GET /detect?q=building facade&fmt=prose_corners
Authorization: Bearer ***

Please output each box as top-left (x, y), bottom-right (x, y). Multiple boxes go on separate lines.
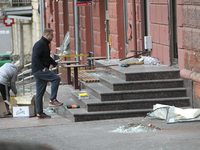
top-left (43, 0), bottom-right (200, 107)
top-left (2, 0), bottom-right (200, 107)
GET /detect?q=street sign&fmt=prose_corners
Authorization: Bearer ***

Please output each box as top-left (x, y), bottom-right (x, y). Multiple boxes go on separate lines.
top-left (3, 17), bottom-right (14, 27)
top-left (77, 0), bottom-right (91, 1)
top-left (76, 0), bottom-right (92, 6)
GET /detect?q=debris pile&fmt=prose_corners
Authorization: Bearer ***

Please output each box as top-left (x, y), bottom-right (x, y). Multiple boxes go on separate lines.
top-left (112, 123), bottom-right (161, 133)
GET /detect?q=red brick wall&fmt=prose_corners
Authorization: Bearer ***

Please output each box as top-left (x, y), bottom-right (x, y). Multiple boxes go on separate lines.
top-left (177, 1), bottom-right (200, 71)
top-left (68, 0), bottom-right (75, 61)
top-left (177, 0), bottom-right (200, 107)
top-left (44, 0), bottom-right (127, 60)
top-left (92, 0), bottom-right (106, 57)
top-left (58, 0), bottom-right (68, 47)
top-left (109, 0), bottom-right (125, 59)
top-left (149, 0), bottom-right (170, 65)
top-left (127, 0), bottom-right (134, 52)
top-left (194, 82), bottom-right (200, 107)
top-left (135, 1), bottom-right (144, 52)
top-left (52, 0), bottom-right (60, 53)
top-left (79, 6), bottom-right (92, 64)
top-left (44, 0), bottom-right (59, 56)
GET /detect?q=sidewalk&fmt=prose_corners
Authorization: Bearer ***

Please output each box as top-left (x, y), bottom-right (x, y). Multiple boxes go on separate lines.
top-left (1, 84), bottom-right (200, 150)
top-left (0, 84), bottom-right (75, 130)
top-left (1, 114), bottom-right (200, 150)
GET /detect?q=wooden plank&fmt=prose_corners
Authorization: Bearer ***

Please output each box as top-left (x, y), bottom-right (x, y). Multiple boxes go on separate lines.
top-left (71, 70), bottom-right (99, 83)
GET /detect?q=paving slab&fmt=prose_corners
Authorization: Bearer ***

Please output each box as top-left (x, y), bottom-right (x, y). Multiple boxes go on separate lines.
top-left (0, 113), bottom-right (72, 130)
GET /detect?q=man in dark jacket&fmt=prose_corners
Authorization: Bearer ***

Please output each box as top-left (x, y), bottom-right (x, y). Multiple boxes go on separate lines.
top-left (32, 28), bottom-right (63, 119)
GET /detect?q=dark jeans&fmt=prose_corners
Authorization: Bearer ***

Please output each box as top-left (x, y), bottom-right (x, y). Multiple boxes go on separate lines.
top-left (0, 84), bottom-right (7, 100)
top-left (0, 84), bottom-right (10, 101)
top-left (33, 68), bottom-right (60, 115)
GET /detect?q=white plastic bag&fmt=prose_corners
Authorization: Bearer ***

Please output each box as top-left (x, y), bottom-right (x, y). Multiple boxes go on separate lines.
top-left (148, 104), bottom-right (200, 123)
top-left (144, 56), bottom-right (160, 65)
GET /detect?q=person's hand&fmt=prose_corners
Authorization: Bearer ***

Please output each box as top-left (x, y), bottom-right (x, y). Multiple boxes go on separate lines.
top-left (56, 65), bottom-right (59, 69)
top-left (49, 65), bottom-right (53, 70)
top-left (42, 68), bottom-right (45, 72)
top-left (14, 92), bottom-right (17, 96)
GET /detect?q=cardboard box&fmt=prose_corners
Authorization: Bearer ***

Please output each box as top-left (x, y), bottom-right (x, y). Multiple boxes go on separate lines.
top-left (13, 105), bottom-right (35, 118)
top-left (0, 96), bottom-right (8, 116)
top-left (13, 95), bottom-right (36, 115)
top-left (11, 96), bottom-right (17, 107)
top-left (14, 95), bottom-right (35, 105)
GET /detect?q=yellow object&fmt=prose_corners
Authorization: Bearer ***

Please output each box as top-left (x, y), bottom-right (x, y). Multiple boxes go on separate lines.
top-left (109, 34), bottom-right (111, 46)
top-left (58, 68), bottom-right (85, 72)
top-left (59, 54), bottom-right (89, 58)
top-left (11, 96), bottom-right (17, 108)
top-left (124, 61), bottom-right (144, 65)
top-left (79, 93), bottom-right (88, 97)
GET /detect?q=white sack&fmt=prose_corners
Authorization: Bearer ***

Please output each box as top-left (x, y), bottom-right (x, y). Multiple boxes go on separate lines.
top-left (148, 104), bottom-right (200, 123)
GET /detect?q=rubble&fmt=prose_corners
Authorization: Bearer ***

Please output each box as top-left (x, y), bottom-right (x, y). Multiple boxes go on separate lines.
top-left (112, 122), bottom-right (161, 133)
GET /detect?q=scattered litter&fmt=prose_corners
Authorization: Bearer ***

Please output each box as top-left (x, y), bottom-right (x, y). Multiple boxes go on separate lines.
top-left (43, 107), bottom-right (55, 114)
top-left (96, 58), bottom-right (140, 66)
top-left (96, 57), bottom-right (160, 66)
top-left (121, 61), bottom-right (143, 67)
top-left (147, 104), bottom-right (200, 123)
top-left (123, 61), bottom-right (143, 65)
top-left (143, 56), bottom-right (160, 65)
top-left (112, 123), bottom-right (161, 133)
top-left (88, 72), bottom-right (101, 79)
top-left (79, 93), bottom-right (88, 97)
top-left (19, 88), bottom-right (32, 93)
top-left (120, 64), bottom-right (130, 67)
top-left (78, 93), bottom-right (89, 100)
top-left (67, 105), bottom-right (80, 109)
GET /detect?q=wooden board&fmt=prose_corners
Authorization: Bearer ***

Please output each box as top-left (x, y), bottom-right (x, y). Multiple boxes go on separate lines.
top-left (71, 70), bottom-right (99, 83)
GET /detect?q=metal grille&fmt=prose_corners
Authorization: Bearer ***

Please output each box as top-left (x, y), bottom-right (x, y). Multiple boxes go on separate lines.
top-left (0, 0), bottom-right (10, 3)
top-left (11, 0), bottom-right (31, 6)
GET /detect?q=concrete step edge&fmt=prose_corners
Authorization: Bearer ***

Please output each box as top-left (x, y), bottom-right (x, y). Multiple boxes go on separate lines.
top-left (66, 107), bottom-right (152, 115)
top-left (84, 97), bottom-right (190, 105)
top-left (99, 74), bottom-right (183, 85)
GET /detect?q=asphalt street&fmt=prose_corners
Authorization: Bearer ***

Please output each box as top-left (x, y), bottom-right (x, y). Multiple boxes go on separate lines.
top-left (1, 114), bottom-right (200, 150)
top-left (0, 85), bottom-right (200, 150)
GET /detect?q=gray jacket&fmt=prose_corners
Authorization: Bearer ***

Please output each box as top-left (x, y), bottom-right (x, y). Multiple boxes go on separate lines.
top-left (0, 63), bottom-right (18, 101)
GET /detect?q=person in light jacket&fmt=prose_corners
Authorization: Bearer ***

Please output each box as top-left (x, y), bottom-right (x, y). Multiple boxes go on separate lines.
top-left (0, 60), bottom-right (24, 102)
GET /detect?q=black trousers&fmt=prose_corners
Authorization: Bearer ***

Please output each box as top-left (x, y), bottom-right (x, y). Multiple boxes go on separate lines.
top-left (0, 84), bottom-right (7, 100)
top-left (33, 68), bottom-right (60, 115)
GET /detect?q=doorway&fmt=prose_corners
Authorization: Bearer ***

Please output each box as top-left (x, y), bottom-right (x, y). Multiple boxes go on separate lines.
top-left (169, 0), bottom-right (178, 66)
top-left (105, 0), bottom-right (110, 59)
top-left (124, 0), bottom-right (129, 55)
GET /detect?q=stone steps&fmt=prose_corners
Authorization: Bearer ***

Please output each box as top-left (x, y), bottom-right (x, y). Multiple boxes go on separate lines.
top-left (98, 64), bottom-right (181, 81)
top-left (99, 74), bottom-right (184, 91)
top-left (84, 82), bottom-right (187, 101)
top-left (60, 64), bottom-right (191, 122)
top-left (71, 91), bottom-right (189, 112)
top-left (63, 107), bottom-right (152, 122)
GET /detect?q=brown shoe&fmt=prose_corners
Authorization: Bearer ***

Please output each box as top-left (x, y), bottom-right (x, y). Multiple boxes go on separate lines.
top-left (37, 113), bottom-right (51, 119)
top-left (49, 99), bottom-right (63, 106)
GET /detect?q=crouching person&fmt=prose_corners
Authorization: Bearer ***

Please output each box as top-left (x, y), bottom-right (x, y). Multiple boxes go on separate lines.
top-left (0, 60), bottom-right (24, 113)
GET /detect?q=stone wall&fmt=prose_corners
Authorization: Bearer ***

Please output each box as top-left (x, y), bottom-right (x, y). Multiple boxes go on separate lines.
top-left (177, 0), bottom-right (200, 107)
